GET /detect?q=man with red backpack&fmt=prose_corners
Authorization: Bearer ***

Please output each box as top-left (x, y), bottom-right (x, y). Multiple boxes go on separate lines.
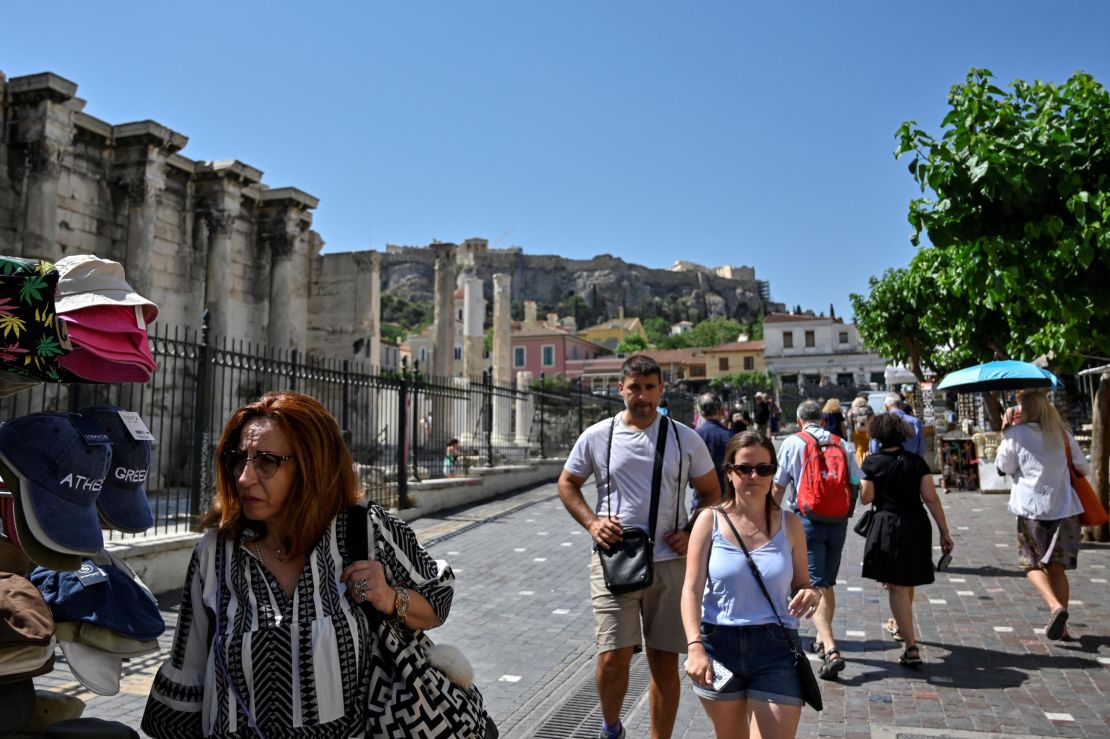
top-left (772, 399), bottom-right (862, 680)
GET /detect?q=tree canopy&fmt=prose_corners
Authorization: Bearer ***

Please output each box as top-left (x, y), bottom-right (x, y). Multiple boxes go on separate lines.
top-left (852, 68), bottom-right (1110, 375)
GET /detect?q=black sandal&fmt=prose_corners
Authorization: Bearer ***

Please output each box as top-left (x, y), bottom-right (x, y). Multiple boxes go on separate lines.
top-left (898, 645), bottom-right (922, 666)
top-left (818, 648), bottom-right (845, 679)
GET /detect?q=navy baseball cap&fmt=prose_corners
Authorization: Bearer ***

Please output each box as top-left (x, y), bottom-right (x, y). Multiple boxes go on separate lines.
top-left (78, 406), bottom-right (154, 533)
top-left (31, 553), bottom-right (164, 642)
top-left (0, 460), bottom-right (83, 571)
top-left (0, 412), bottom-right (111, 555)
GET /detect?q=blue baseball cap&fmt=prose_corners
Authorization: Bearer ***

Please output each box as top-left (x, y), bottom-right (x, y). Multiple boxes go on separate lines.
top-left (78, 406), bottom-right (153, 534)
top-left (0, 413), bottom-right (111, 556)
top-left (30, 554), bottom-right (164, 642)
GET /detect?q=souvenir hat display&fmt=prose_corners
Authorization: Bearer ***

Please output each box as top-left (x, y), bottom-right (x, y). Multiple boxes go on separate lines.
top-left (31, 552), bottom-right (164, 696)
top-left (79, 405), bottom-right (154, 533)
top-left (1, 469), bottom-right (83, 572)
top-left (0, 412), bottom-right (113, 558)
top-left (0, 572), bottom-right (57, 734)
top-left (59, 306), bottom-right (157, 383)
top-left (54, 255), bottom-right (158, 324)
top-left (0, 255), bottom-right (73, 383)
top-left (55, 255), bottom-right (159, 385)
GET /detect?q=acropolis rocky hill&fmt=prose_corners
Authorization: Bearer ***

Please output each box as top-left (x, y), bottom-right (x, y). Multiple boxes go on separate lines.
top-left (382, 240), bottom-right (772, 321)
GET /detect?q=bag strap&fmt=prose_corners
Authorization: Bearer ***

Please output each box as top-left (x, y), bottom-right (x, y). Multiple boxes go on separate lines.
top-left (648, 416), bottom-right (670, 542)
top-left (714, 507), bottom-right (789, 632)
top-left (670, 419), bottom-right (684, 530)
top-left (1062, 431), bottom-right (1078, 473)
top-left (606, 413), bottom-right (671, 542)
top-left (345, 505), bottom-right (384, 627)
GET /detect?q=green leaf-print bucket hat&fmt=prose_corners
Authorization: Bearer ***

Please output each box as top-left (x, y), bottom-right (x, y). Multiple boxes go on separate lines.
top-left (0, 256), bottom-right (72, 383)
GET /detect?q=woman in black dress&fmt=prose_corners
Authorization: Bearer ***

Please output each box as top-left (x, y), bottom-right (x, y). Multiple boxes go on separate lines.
top-left (860, 413), bottom-right (954, 666)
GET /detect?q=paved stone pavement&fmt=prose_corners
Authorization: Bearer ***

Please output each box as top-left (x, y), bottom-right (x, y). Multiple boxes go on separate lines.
top-left (40, 481), bottom-right (1110, 738)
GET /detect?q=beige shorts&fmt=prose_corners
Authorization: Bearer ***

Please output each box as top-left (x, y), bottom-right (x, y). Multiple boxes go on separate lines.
top-left (590, 553), bottom-right (687, 654)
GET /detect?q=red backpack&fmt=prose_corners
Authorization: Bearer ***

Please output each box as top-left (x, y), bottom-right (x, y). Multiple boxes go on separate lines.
top-left (794, 430), bottom-right (853, 522)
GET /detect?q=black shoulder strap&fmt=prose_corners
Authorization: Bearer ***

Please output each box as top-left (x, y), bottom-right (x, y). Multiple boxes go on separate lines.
top-left (670, 420), bottom-right (684, 529)
top-left (605, 416), bottom-right (617, 519)
top-left (647, 416), bottom-right (669, 542)
top-left (715, 506), bottom-right (788, 630)
top-left (346, 505), bottom-right (369, 563)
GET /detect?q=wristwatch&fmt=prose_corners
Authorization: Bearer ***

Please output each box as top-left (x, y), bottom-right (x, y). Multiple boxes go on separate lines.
top-left (393, 587), bottom-right (410, 623)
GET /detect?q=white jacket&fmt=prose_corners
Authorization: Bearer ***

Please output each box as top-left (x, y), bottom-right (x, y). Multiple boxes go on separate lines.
top-left (996, 422), bottom-right (1088, 520)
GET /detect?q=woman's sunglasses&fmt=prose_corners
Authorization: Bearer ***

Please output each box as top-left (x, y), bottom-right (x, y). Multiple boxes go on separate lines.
top-left (725, 462), bottom-right (778, 478)
top-left (222, 450), bottom-right (295, 479)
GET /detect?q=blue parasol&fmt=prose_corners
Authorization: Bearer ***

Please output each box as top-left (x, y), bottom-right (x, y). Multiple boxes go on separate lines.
top-left (936, 360), bottom-right (1060, 392)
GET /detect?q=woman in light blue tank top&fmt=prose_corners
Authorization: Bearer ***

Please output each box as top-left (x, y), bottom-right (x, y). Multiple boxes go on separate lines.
top-left (680, 431), bottom-right (822, 737)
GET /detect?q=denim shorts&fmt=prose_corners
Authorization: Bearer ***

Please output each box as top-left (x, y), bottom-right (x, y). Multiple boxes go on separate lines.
top-left (800, 516), bottom-right (848, 588)
top-left (692, 622), bottom-right (804, 706)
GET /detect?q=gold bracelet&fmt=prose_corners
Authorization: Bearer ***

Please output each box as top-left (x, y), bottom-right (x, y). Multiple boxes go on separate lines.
top-left (393, 587), bottom-right (410, 623)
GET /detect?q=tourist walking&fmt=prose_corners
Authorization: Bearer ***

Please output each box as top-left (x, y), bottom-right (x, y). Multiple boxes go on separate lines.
top-left (859, 413), bottom-right (954, 666)
top-left (821, 398), bottom-right (845, 439)
top-left (559, 355), bottom-right (721, 739)
top-left (682, 431), bottom-right (821, 738)
top-left (996, 390), bottom-right (1089, 641)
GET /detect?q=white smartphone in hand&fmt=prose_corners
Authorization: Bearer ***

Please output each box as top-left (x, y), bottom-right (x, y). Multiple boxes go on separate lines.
top-left (710, 657), bottom-right (733, 691)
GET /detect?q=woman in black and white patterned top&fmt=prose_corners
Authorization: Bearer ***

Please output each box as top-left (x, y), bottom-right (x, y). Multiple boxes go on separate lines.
top-left (142, 391), bottom-right (475, 738)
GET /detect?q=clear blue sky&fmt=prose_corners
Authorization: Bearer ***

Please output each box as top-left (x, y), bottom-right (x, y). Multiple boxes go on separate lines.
top-left (4, 1), bottom-right (1109, 321)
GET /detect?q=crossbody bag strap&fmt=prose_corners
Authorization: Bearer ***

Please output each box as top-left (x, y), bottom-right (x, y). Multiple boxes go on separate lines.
top-left (714, 506), bottom-right (788, 631)
top-left (648, 416), bottom-right (669, 542)
top-left (345, 505), bottom-right (385, 628)
top-left (1062, 431), bottom-right (1077, 473)
top-left (671, 420), bottom-right (684, 530)
top-left (606, 416), bottom-right (617, 520)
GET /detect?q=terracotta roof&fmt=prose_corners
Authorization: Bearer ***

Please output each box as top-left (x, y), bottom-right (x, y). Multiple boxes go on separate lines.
top-left (703, 340), bottom-right (765, 353)
top-left (643, 348), bottom-right (706, 366)
top-left (580, 316), bottom-right (642, 332)
top-left (763, 313), bottom-right (840, 324)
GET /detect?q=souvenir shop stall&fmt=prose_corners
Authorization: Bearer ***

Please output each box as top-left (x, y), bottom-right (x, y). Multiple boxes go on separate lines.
top-left (0, 255), bottom-right (163, 738)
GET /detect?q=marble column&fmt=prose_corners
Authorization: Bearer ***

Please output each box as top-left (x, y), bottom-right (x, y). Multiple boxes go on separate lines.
top-left (462, 276), bottom-right (484, 380)
top-left (203, 208), bottom-right (237, 339)
top-left (431, 243), bottom-right (456, 380)
top-left (8, 74), bottom-right (78, 262)
top-left (492, 273), bottom-right (512, 444)
top-left (258, 189), bottom-right (317, 350)
top-left (514, 370), bottom-right (535, 447)
top-left (368, 250), bottom-right (382, 371)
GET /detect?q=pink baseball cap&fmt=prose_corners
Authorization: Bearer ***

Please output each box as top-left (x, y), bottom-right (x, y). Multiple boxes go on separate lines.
top-left (58, 350), bottom-right (152, 384)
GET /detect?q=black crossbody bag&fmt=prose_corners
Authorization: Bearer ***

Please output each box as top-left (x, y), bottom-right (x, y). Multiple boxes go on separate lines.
top-left (714, 508), bottom-right (823, 711)
top-left (597, 415), bottom-right (683, 594)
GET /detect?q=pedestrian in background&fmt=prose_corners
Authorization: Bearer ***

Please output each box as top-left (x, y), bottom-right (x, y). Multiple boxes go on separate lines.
top-left (859, 413), bottom-right (953, 666)
top-left (558, 355), bottom-right (721, 739)
top-left (821, 398), bottom-right (845, 439)
top-left (696, 393), bottom-right (733, 497)
top-left (846, 395), bottom-right (873, 467)
top-left (773, 400), bottom-right (861, 680)
top-left (682, 431), bottom-right (821, 738)
top-left (754, 393), bottom-right (771, 435)
top-left (870, 393), bottom-right (924, 457)
top-left (996, 390), bottom-right (1089, 641)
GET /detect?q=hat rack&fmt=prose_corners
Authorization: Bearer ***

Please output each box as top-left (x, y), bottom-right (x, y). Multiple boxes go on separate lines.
top-left (0, 254), bottom-right (165, 729)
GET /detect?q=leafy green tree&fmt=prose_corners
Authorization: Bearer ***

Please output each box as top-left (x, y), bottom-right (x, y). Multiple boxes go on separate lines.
top-left (643, 317), bottom-right (671, 346)
top-left (686, 318), bottom-right (746, 349)
top-left (709, 371), bottom-right (773, 394)
top-left (381, 293), bottom-right (433, 333)
top-left (616, 334), bottom-right (648, 353)
top-left (855, 67), bottom-right (1110, 538)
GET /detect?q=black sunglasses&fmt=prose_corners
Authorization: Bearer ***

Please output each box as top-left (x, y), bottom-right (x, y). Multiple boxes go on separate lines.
top-left (223, 450), bottom-right (295, 479)
top-left (725, 462), bottom-right (778, 478)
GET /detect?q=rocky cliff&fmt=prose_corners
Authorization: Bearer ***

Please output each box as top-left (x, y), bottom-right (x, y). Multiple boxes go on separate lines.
top-left (381, 241), bottom-right (772, 322)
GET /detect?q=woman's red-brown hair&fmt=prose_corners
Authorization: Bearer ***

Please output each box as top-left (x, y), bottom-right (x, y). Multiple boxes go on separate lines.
top-left (200, 391), bottom-right (362, 555)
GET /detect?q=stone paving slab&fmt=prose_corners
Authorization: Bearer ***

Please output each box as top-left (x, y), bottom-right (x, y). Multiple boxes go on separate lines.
top-left (37, 480), bottom-right (1110, 738)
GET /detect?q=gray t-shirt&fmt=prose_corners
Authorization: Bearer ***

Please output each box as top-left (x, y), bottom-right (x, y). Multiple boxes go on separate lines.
top-left (564, 413), bottom-right (715, 561)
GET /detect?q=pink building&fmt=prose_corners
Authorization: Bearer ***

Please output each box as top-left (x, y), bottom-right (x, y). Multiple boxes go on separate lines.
top-left (510, 327), bottom-right (611, 380)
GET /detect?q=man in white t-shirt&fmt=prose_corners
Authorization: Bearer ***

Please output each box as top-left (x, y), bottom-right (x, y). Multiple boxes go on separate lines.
top-left (559, 355), bottom-right (720, 739)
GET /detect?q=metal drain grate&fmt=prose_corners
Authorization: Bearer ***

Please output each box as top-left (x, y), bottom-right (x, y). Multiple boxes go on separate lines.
top-left (531, 654), bottom-right (652, 738)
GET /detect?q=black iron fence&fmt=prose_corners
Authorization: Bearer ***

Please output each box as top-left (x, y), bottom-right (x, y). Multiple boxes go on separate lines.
top-left (0, 314), bottom-right (637, 538)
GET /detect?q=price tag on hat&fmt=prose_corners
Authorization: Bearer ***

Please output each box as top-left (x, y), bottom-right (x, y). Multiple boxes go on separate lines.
top-left (117, 410), bottom-right (156, 442)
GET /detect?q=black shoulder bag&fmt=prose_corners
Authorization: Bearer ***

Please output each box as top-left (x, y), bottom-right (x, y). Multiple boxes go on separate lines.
top-left (597, 414), bottom-right (677, 594)
top-left (714, 508), bottom-right (823, 711)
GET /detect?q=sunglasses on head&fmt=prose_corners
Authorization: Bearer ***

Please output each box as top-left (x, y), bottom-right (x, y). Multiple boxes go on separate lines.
top-left (725, 462), bottom-right (778, 477)
top-left (222, 450), bottom-right (295, 479)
